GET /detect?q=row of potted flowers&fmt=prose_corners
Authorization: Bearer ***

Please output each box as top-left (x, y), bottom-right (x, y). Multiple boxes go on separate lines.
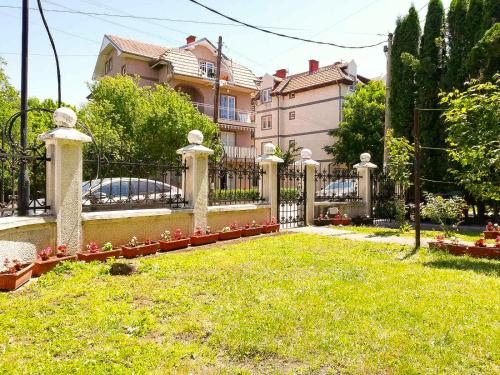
top-left (314, 214), bottom-right (351, 226)
top-left (429, 235), bottom-right (500, 259)
top-left (484, 221), bottom-right (500, 239)
top-left (0, 219), bottom-right (280, 291)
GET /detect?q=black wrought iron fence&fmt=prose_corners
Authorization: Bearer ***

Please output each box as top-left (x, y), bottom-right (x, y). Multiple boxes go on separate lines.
top-left (0, 144), bottom-right (50, 216)
top-left (82, 156), bottom-right (188, 211)
top-left (208, 156), bottom-right (265, 205)
top-left (371, 171), bottom-right (408, 223)
top-left (314, 164), bottom-right (361, 202)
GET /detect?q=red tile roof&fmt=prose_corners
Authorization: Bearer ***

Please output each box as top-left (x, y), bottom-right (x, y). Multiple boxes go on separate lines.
top-left (106, 35), bottom-right (167, 58)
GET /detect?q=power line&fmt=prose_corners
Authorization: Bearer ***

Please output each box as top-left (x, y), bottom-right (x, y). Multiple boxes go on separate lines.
top-left (186, 0), bottom-right (386, 49)
top-left (0, 4), bottom-right (303, 31)
top-left (1, 52), bottom-right (97, 57)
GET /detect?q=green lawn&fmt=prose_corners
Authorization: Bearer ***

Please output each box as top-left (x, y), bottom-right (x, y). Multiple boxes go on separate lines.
top-left (340, 225), bottom-right (481, 242)
top-left (0, 234), bottom-right (499, 374)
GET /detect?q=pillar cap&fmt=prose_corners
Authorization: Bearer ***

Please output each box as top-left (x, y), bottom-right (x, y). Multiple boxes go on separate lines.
top-left (257, 143), bottom-right (283, 163)
top-left (177, 129), bottom-right (213, 154)
top-left (38, 127), bottom-right (92, 143)
top-left (53, 107), bottom-right (77, 128)
top-left (294, 148), bottom-right (319, 166)
top-left (354, 152), bottom-right (377, 168)
top-left (188, 130), bottom-right (203, 145)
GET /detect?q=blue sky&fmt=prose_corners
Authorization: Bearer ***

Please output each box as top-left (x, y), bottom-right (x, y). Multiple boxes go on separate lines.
top-left (0, 0), bottom-right (451, 107)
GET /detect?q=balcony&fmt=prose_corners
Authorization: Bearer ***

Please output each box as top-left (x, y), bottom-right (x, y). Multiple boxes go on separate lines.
top-left (192, 102), bottom-right (255, 125)
top-left (223, 145), bottom-right (257, 160)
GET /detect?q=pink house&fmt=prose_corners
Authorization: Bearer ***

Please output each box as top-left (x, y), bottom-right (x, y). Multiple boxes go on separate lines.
top-left (93, 35), bottom-right (259, 159)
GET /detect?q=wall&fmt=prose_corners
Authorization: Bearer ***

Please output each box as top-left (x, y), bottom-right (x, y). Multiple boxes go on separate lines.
top-left (207, 205), bottom-right (271, 229)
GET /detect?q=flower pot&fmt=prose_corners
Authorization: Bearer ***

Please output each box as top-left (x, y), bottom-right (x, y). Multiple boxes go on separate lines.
top-left (313, 218), bottom-right (331, 227)
top-left (189, 233), bottom-right (219, 246)
top-left (242, 226), bottom-right (263, 237)
top-left (32, 255), bottom-right (76, 277)
top-left (159, 238), bottom-right (190, 252)
top-left (466, 246), bottom-right (500, 259)
top-left (262, 223), bottom-right (281, 233)
top-left (121, 242), bottom-right (159, 259)
top-left (483, 231), bottom-right (499, 240)
top-left (0, 263), bottom-right (33, 291)
top-left (77, 248), bottom-right (122, 262)
top-left (446, 243), bottom-right (467, 255)
top-left (428, 241), bottom-right (447, 251)
top-left (331, 218), bottom-right (342, 226)
top-left (218, 229), bottom-right (242, 241)
top-left (341, 218), bottom-right (351, 225)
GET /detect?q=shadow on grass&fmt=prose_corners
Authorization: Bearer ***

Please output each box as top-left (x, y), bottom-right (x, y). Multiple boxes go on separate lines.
top-left (370, 230), bottom-right (400, 237)
top-left (424, 257), bottom-right (500, 277)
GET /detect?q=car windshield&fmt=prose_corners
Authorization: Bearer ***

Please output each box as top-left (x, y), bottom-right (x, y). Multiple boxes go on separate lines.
top-left (325, 181), bottom-right (354, 190)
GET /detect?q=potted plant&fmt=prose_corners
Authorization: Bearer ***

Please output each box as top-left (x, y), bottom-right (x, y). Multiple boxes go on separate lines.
top-left (483, 222), bottom-right (499, 239)
top-left (313, 214), bottom-right (331, 227)
top-left (77, 241), bottom-right (122, 262)
top-left (262, 217), bottom-right (280, 233)
top-left (218, 222), bottom-right (242, 241)
top-left (341, 214), bottom-right (351, 226)
top-left (331, 214), bottom-right (342, 226)
top-left (121, 236), bottom-right (159, 259)
top-left (32, 245), bottom-right (76, 277)
top-left (159, 229), bottom-right (190, 251)
top-left (0, 258), bottom-right (33, 291)
top-left (190, 226), bottom-right (219, 246)
top-left (242, 220), bottom-right (263, 237)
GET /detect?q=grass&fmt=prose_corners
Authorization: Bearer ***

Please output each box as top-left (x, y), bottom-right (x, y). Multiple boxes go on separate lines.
top-left (340, 225), bottom-right (481, 242)
top-left (0, 234), bottom-right (499, 374)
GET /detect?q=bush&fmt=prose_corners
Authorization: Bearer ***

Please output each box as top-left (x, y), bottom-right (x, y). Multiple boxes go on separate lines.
top-left (212, 188), bottom-right (260, 202)
top-left (421, 192), bottom-right (467, 236)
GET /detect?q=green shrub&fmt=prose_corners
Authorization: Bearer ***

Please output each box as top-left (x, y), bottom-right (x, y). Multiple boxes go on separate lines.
top-left (211, 188), bottom-right (260, 202)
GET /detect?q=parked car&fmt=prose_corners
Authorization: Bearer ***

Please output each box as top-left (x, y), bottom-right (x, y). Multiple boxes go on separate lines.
top-left (82, 178), bottom-right (183, 205)
top-left (316, 179), bottom-right (358, 200)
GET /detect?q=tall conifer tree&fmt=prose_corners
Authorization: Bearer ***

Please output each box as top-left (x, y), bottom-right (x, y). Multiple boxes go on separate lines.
top-left (445, 0), bottom-right (468, 89)
top-left (389, 6), bottom-right (420, 140)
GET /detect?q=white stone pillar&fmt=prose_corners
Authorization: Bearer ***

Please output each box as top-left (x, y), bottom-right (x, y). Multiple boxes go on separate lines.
top-left (294, 148), bottom-right (319, 226)
top-left (257, 143), bottom-right (283, 221)
top-left (38, 108), bottom-right (92, 253)
top-left (177, 130), bottom-right (213, 232)
top-left (354, 152), bottom-right (378, 217)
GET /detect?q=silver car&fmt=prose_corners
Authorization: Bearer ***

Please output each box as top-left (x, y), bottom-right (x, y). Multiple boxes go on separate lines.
top-left (316, 179), bottom-right (358, 199)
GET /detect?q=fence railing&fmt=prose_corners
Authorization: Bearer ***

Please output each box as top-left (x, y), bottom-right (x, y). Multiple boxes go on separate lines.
top-left (192, 102), bottom-right (255, 124)
top-left (314, 165), bottom-right (361, 202)
top-left (223, 145), bottom-right (257, 160)
top-left (82, 156), bottom-right (188, 211)
top-left (208, 156), bottom-right (265, 205)
top-left (0, 145), bottom-right (50, 217)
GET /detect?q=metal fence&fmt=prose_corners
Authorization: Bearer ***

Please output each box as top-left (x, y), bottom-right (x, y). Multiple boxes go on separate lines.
top-left (82, 156), bottom-right (188, 211)
top-left (371, 171), bottom-right (408, 223)
top-left (314, 164), bottom-right (361, 202)
top-left (208, 156), bottom-right (265, 205)
top-left (0, 144), bottom-right (50, 217)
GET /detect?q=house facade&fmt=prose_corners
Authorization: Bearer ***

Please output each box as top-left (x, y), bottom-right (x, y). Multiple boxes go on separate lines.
top-left (254, 59), bottom-right (368, 163)
top-left (93, 35), bottom-right (259, 159)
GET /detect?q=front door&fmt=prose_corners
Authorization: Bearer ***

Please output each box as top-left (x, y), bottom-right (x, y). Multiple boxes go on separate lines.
top-left (220, 95), bottom-right (236, 121)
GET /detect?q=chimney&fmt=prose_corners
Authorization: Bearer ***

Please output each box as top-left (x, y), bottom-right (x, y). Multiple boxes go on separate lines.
top-left (275, 69), bottom-right (287, 79)
top-left (309, 59), bottom-right (319, 74)
top-left (186, 35), bottom-right (196, 44)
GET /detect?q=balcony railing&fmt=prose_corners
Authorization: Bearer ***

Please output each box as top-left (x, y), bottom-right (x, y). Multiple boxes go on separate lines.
top-left (192, 102), bottom-right (255, 124)
top-left (223, 145), bottom-right (257, 159)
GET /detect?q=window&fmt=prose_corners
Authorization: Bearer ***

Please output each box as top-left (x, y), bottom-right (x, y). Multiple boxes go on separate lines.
top-left (104, 57), bottom-right (113, 74)
top-left (220, 131), bottom-right (236, 146)
top-left (120, 65), bottom-right (126, 74)
top-left (289, 111), bottom-right (295, 120)
top-left (199, 61), bottom-right (215, 78)
top-left (289, 140), bottom-right (296, 148)
top-left (261, 115), bottom-right (272, 130)
top-left (261, 88), bottom-right (271, 103)
top-left (289, 92), bottom-right (295, 99)
top-left (219, 95), bottom-right (236, 120)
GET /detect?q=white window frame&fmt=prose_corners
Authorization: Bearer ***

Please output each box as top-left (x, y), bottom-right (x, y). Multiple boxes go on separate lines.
top-left (199, 60), bottom-right (215, 78)
top-left (261, 115), bottom-right (272, 130)
top-left (261, 88), bottom-right (271, 103)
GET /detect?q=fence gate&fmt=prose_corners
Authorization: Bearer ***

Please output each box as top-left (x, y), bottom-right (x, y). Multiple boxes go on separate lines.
top-left (371, 171), bottom-right (405, 223)
top-left (277, 163), bottom-right (306, 228)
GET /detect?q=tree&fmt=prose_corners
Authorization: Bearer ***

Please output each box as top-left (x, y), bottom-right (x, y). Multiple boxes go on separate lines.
top-left (482, 0), bottom-right (500, 32)
top-left (467, 23), bottom-right (500, 81)
top-left (325, 81), bottom-right (385, 167)
top-left (465, 0), bottom-right (484, 56)
top-left (440, 75), bottom-right (500, 202)
top-left (79, 75), bottom-right (220, 161)
top-left (445, 0), bottom-right (469, 90)
top-left (389, 6), bottom-right (420, 140)
top-left (275, 142), bottom-right (302, 167)
top-left (0, 59), bottom-right (19, 132)
top-left (415, 0), bottom-right (446, 187)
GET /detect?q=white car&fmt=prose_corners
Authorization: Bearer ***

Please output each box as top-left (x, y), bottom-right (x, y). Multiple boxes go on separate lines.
top-left (82, 178), bottom-right (183, 205)
top-left (316, 179), bottom-right (358, 200)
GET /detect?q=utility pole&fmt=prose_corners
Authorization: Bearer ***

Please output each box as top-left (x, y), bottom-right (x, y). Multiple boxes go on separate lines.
top-left (382, 32), bottom-right (393, 171)
top-left (18, 0), bottom-right (30, 216)
top-left (413, 108), bottom-right (421, 250)
top-left (213, 36), bottom-right (222, 124)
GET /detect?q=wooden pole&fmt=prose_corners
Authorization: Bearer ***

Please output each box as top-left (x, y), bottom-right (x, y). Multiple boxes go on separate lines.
top-left (213, 36), bottom-right (222, 124)
top-left (413, 108), bottom-right (421, 249)
top-left (383, 33), bottom-right (393, 171)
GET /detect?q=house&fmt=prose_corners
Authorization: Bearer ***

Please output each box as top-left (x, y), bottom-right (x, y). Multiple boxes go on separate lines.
top-left (93, 35), bottom-right (259, 159)
top-left (254, 59), bottom-right (369, 163)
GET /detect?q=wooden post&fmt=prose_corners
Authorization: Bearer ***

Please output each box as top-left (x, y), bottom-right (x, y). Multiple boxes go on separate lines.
top-left (413, 108), bottom-right (421, 249)
top-left (213, 36), bottom-right (222, 124)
